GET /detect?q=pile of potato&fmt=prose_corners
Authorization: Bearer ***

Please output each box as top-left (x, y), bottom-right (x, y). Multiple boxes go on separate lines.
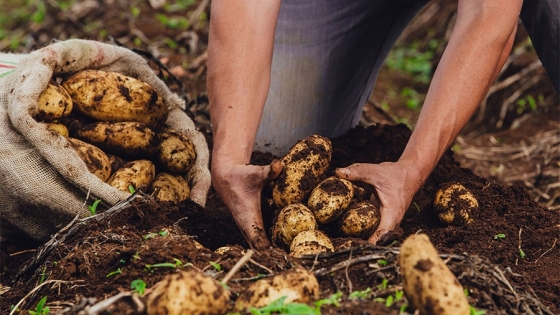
top-left (270, 135), bottom-right (381, 257)
top-left (35, 70), bottom-right (197, 204)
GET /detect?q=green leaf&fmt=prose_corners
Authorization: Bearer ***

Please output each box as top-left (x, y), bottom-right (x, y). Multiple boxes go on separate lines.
top-left (209, 261), bottom-right (222, 271)
top-left (131, 279), bottom-right (147, 295)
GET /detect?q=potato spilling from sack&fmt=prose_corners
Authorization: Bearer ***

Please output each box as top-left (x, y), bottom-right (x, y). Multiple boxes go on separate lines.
top-left (146, 270), bottom-right (230, 315)
top-left (235, 267), bottom-right (319, 311)
top-left (149, 173), bottom-right (191, 203)
top-left (399, 233), bottom-right (470, 315)
top-left (107, 159), bottom-right (156, 193)
top-left (157, 128), bottom-right (197, 173)
top-left (35, 81), bottom-right (73, 121)
top-left (62, 70), bottom-right (168, 130)
top-left (273, 135), bottom-right (332, 208)
top-left (290, 229), bottom-right (334, 258)
top-left (433, 182), bottom-right (478, 225)
top-left (272, 203), bottom-right (318, 249)
top-left (66, 138), bottom-right (111, 182)
top-left (339, 201), bottom-right (381, 239)
top-left (308, 176), bottom-right (354, 224)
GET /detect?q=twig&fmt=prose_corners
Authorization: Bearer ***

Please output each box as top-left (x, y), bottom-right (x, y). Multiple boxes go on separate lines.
top-left (86, 291), bottom-right (132, 315)
top-left (9, 280), bottom-right (79, 315)
top-left (248, 258), bottom-right (273, 274)
top-left (313, 254), bottom-right (385, 276)
top-left (345, 249), bottom-right (353, 294)
top-left (534, 239), bottom-right (557, 263)
top-left (221, 249), bottom-right (254, 284)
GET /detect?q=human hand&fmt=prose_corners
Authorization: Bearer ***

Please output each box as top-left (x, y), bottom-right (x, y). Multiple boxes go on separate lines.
top-left (335, 161), bottom-right (423, 245)
top-left (211, 160), bottom-right (282, 250)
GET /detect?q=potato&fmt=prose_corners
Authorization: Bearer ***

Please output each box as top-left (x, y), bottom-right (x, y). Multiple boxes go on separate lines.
top-left (307, 176), bottom-right (354, 224)
top-left (149, 173), bottom-right (191, 203)
top-left (43, 122), bottom-right (69, 137)
top-left (62, 70), bottom-right (168, 130)
top-left (214, 245), bottom-right (246, 255)
top-left (289, 229), bottom-right (334, 258)
top-left (157, 129), bottom-right (197, 173)
top-left (272, 135), bottom-right (332, 208)
top-left (107, 159), bottom-right (155, 193)
top-left (433, 182), bottom-right (478, 226)
top-left (106, 153), bottom-right (127, 175)
top-left (35, 81), bottom-right (73, 121)
top-left (235, 267), bottom-right (319, 311)
top-left (339, 201), bottom-right (381, 238)
top-left (272, 203), bottom-right (318, 249)
top-left (146, 270), bottom-right (230, 315)
top-left (399, 234), bottom-right (470, 315)
top-left (74, 121), bottom-right (160, 158)
top-left (66, 138), bottom-right (111, 182)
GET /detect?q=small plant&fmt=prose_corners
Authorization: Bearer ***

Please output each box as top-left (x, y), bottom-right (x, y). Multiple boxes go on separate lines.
top-left (209, 261), bottom-right (222, 271)
top-left (377, 278), bottom-right (389, 290)
top-left (377, 259), bottom-right (388, 267)
top-left (131, 279), bottom-right (147, 295)
top-left (493, 233), bottom-right (505, 240)
top-left (128, 185), bottom-right (136, 194)
top-left (519, 248), bottom-right (526, 259)
top-left (106, 268), bottom-right (123, 278)
top-left (349, 287), bottom-right (372, 299)
top-left (88, 199), bottom-right (101, 215)
top-left (465, 289), bottom-right (487, 315)
top-left (29, 296), bottom-right (49, 315)
top-left (145, 258), bottom-right (191, 272)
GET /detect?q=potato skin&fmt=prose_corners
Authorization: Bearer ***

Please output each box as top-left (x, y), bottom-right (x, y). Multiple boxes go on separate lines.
top-left (272, 203), bottom-right (318, 249)
top-left (399, 234), bottom-right (470, 315)
top-left (433, 182), bottom-right (478, 226)
top-left (62, 70), bottom-right (168, 130)
top-left (273, 135), bottom-right (332, 208)
top-left (339, 201), bottom-right (381, 239)
top-left (146, 270), bottom-right (230, 315)
top-left (235, 267), bottom-right (319, 311)
top-left (43, 122), bottom-right (69, 137)
top-left (150, 173), bottom-right (191, 203)
top-left (157, 129), bottom-right (197, 173)
top-left (66, 138), bottom-right (111, 182)
top-left (75, 121), bottom-right (160, 158)
top-left (107, 159), bottom-right (155, 193)
top-left (308, 176), bottom-right (354, 224)
top-left (35, 81), bottom-right (73, 122)
top-left (290, 229), bottom-right (334, 258)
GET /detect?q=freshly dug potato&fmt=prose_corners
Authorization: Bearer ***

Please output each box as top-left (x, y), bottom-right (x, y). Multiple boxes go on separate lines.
top-left (399, 234), bottom-right (470, 315)
top-left (35, 81), bottom-right (73, 121)
top-left (272, 203), bottom-right (318, 249)
top-left (272, 135), bottom-right (332, 208)
top-left (157, 129), bottom-right (197, 173)
top-left (307, 176), bottom-right (354, 224)
top-left (289, 229), bottom-right (334, 258)
top-left (43, 122), bottom-right (69, 137)
top-left (74, 121), bottom-right (160, 158)
top-left (146, 270), bottom-right (230, 315)
top-left (433, 182), bottom-right (478, 226)
top-left (214, 245), bottom-right (246, 255)
top-left (107, 159), bottom-right (156, 193)
top-left (149, 173), bottom-right (191, 203)
top-left (66, 138), bottom-right (111, 182)
top-left (62, 70), bottom-right (168, 130)
top-left (339, 201), bottom-right (381, 239)
top-left (235, 267), bottom-right (319, 311)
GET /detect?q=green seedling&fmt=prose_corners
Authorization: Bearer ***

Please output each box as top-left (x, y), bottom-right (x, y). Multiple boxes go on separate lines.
top-left (465, 289), bottom-right (487, 315)
top-left (349, 287), bottom-right (372, 299)
top-left (128, 185), bottom-right (136, 194)
top-left (145, 258), bottom-right (191, 272)
top-left (249, 292), bottom-right (342, 315)
top-left (493, 233), bottom-right (505, 239)
top-left (377, 278), bottom-right (388, 290)
top-left (29, 296), bottom-right (49, 315)
top-left (131, 279), bottom-right (147, 295)
top-left (209, 261), bottom-right (222, 271)
top-left (519, 248), bottom-right (526, 259)
top-left (88, 199), bottom-right (101, 215)
top-left (106, 268), bottom-right (123, 278)
top-left (394, 289), bottom-right (404, 301)
top-left (377, 259), bottom-right (388, 267)
top-left (399, 304), bottom-right (408, 314)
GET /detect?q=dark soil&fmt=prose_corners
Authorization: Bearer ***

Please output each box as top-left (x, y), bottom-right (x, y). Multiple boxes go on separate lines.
top-left (1, 124), bottom-right (558, 315)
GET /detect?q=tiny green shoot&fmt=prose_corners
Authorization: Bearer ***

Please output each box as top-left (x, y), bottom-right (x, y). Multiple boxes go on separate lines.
top-left (377, 278), bottom-right (388, 290)
top-left (131, 279), bottom-right (147, 295)
top-left (493, 233), bottom-right (505, 239)
top-left (519, 248), bottom-right (526, 259)
top-left (209, 261), bottom-right (222, 271)
top-left (145, 258), bottom-right (190, 272)
top-left (349, 287), bottom-right (372, 299)
top-left (106, 268), bottom-right (123, 278)
top-left (377, 259), bottom-right (387, 267)
top-left (29, 296), bottom-right (49, 315)
top-left (128, 185), bottom-right (136, 194)
top-left (88, 199), bottom-right (101, 215)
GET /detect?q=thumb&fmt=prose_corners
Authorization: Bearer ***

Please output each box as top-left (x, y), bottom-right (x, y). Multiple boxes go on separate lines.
top-left (335, 163), bottom-right (370, 182)
top-left (367, 207), bottom-right (401, 245)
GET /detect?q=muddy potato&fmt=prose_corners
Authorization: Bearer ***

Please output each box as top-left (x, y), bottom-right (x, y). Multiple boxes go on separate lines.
top-left (106, 153), bottom-right (127, 175)
top-left (146, 270), bottom-right (230, 315)
top-left (308, 176), bottom-right (354, 224)
top-left (157, 129), bottom-right (197, 173)
top-left (289, 229), bottom-right (334, 258)
top-left (272, 203), bottom-right (318, 248)
top-left (107, 159), bottom-right (155, 193)
top-left (339, 201), bottom-right (381, 239)
top-left (43, 122), bottom-right (69, 137)
top-left (62, 70), bottom-right (168, 130)
top-left (75, 121), bottom-right (160, 158)
top-left (272, 135), bottom-right (332, 208)
top-left (35, 81), bottom-right (73, 121)
top-left (433, 182), bottom-right (478, 226)
top-left (399, 234), bottom-right (470, 315)
top-left (149, 173), bottom-right (191, 203)
top-left (66, 138), bottom-right (111, 182)
top-left (235, 267), bottom-right (319, 311)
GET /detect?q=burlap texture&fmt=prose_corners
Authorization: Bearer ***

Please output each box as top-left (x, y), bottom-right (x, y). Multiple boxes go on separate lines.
top-left (0, 39), bottom-right (210, 242)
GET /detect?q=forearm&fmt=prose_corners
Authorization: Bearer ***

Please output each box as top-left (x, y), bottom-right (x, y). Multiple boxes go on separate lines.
top-left (208, 0), bottom-right (281, 167)
top-left (400, 0), bottom-right (522, 181)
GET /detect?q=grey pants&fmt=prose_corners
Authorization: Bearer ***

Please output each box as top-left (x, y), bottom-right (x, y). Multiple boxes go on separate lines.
top-left (254, 0), bottom-right (560, 155)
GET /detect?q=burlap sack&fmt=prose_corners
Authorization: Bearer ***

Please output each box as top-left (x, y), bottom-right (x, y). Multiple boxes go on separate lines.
top-left (0, 39), bottom-right (211, 242)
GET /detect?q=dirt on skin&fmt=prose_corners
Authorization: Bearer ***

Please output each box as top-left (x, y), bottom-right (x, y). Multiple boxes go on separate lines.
top-left (1, 123), bottom-right (558, 315)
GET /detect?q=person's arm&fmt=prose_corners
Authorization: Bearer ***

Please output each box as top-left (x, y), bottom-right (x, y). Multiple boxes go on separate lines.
top-left (337, 0), bottom-right (522, 244)
top-left (207, 0), bottom-right (282, 249)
